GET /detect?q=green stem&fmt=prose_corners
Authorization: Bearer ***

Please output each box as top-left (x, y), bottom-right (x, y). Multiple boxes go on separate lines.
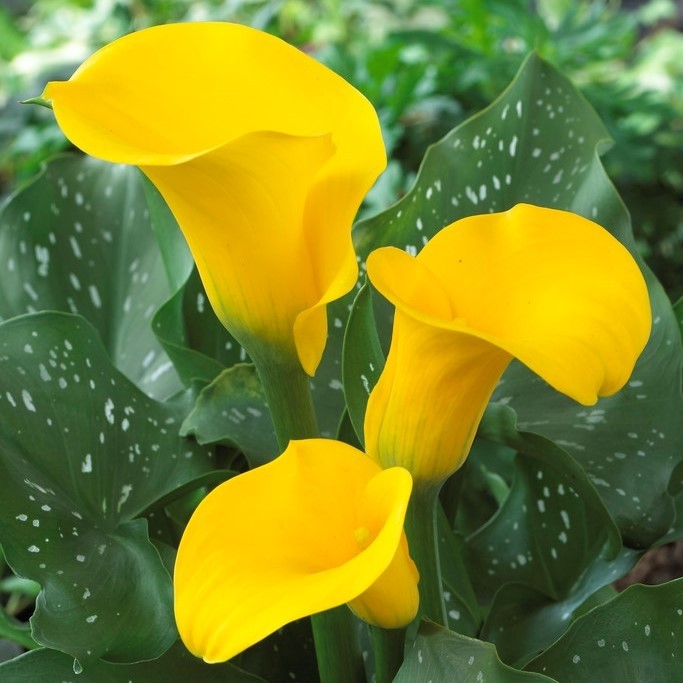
top-left (404, 483), bottom-right (448, 626)
top-left (254, 355), bottom-right (319, 448)
top-left (371, 626), bottom-right (406, 683)
top-left (312, 607), bottom-right (366, 683)
top-left (253, 354), bottom-right (365, 683)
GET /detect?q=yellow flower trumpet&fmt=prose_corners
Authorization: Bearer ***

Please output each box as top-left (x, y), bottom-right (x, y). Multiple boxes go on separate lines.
top-left (364, 203), bottom-right (651, 486)
top-left (42, 22), bottom-right (385, 376)
top-left (174, 439), bottom-right (418, 663)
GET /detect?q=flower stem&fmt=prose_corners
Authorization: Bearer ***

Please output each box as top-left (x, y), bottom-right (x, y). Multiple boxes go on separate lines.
top-left (404, 483), bottom-right (448, 626)
top-left (254, 355), bottom-right (319, 447)
top-left (370, 625), bottom-right (406, 683)
top-left (312, 607), bottom-right (366, 683)
top-left (254, 354), bottom-right (365, 683)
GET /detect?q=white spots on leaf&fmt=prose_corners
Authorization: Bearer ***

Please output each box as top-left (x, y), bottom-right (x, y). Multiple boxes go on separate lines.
top-left (466, 186), bottom-right (478, 205)
top-left (117, 484), bottom-right (133, 513)
top-left (361, 374), bottom-right (371, 394)
top-left (76, 554), bottom-right (86, 563)
top-left (85, 615), bottom-right (97, 623)
top-left (572, 655), bottom-right (580, 664)
top-left (537, 499), bottom-right (546, 513)
top-left (509, 135), bottom-right (518, 157)
top-left (81, 454), bottom-right (93, 473)
top-left (35, 245), bottom-right (50, 277)
top-left (104, 398), bottom-right (115, 425)
top-left (147, 361), bottom-right (173, 383)
top-left (69, 236), bottom-right (82, 259)
top-left (16, 514), bottom-right (28, 522)
top-left (23, 282), bottom-right (39, 302)
top-left (560, 510), bottom-right (571, 529)
top-left (597, 639), bottom-right (605, 647)
top-left (22, 389), bottom-right (36, 412)
top-left (88, 284), bottom-right (102, 309)
top-left (27, 545), bottom-right (40, 553)
top-left (69, 273), bottom-right (81, 291)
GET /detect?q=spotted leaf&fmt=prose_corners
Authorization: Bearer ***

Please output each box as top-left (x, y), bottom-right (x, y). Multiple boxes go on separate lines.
top-left (525, 579), bottom-right (683, 682)
top-left (353, 53), bottom-right (682, 546)
top-left (0, 155), bottom-right (182, 399)
top-left (0, 312), bottom-right (213, 666)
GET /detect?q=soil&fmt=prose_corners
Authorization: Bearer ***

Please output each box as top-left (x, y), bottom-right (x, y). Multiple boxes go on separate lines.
top-left (615, 540), bottom-right (683, 590)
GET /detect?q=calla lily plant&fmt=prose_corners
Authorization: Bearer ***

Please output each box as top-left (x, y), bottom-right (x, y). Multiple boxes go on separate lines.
top-left (42, 21), bottom-right (385, 377)
top-left (365, 203), bottom-right (651, 487)
top-left (32, 19), bottom-right (660, 683)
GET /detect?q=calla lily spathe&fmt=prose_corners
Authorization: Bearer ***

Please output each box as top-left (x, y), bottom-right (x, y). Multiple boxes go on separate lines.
top-left (364, 203), bottom-right (651, 485)
top-left (42, 22), bottom-right (386, 375)
top-left (174, 439), bottom-right (419, 663)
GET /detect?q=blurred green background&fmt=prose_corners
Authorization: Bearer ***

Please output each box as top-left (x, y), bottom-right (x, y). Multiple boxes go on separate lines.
top-left (1, 0), bottom-right (682, 299)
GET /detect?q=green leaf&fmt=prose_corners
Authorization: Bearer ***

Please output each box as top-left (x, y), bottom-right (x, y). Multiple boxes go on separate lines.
top-left (141, 175), bottom-right (194, 292)
top-left (354, 53), bottom-right (683, 546)
top-left (0, 155), bottom-right (182, 400)
top-left (0, 312), bottom-right (213, 665)
top-left (151, 276), bottom-right (228, 386)
top-left (0, 607), bottom-right (35, 652)
top-left (181, 364), bottom-right (278, 468)
top-left (308, 298), bottom-right (357, 439)
top-left (394, 621), bottom-right (556, 682)
top-left (674, 296), bottom-right (683, 338)
top-left (0, 642), bottom-right (266, 682)
top-left (341, 280), bottom-right (385, 445)
top-left (465, 404), bottom-right (638, 665)
top-left (437, 511), bottom-right (481, 637)
top-left (525, 579), bottom-right (683, 681)
top-left (470, 403), bottom-right (623, 601)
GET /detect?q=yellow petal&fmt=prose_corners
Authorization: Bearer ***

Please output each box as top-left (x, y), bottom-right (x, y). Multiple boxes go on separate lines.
top-left (43, 22), bottom-right (386, 375)
top-left (142, 130), bottom-right (335, 365)
top-left (365, 311), bottom-right (512, 483)
top-left (174, 439), bottom-right (417, 663)
top-left (365, 204), bottom-right (650, 483)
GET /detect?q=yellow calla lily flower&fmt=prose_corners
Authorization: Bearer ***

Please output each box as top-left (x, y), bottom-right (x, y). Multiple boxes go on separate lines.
top-left (42, 22), bottom-right (386, 375)
top-left (364, 203), bottom-right (651, 485)
top-left (174, 439), bottom-right (419, 663)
